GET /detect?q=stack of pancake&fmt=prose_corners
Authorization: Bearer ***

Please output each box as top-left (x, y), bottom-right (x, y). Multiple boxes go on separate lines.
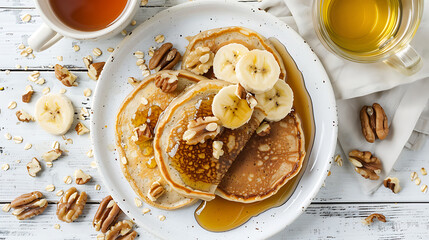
top-left (115, 27), bottom-right (306, 210)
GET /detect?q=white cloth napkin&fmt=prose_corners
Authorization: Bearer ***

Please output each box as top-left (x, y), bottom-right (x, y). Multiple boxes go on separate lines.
top-left (260, 0), bottom-right (429, 194)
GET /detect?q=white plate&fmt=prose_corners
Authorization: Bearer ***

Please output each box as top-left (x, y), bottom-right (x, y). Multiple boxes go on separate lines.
top-left (91, 1), bottom-right (337, 239)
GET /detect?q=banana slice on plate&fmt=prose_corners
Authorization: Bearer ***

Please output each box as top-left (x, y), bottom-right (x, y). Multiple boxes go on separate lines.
top-left (35, 94), bottom-right (74, 135)
top-left (236, 49), bottom-right (281, 94)
top-left (255, 80), bottom-right (294, 122)
top-left (213, 43), bottom-right (249, 83)
top-left (212, 85), bottom-right (254, 129)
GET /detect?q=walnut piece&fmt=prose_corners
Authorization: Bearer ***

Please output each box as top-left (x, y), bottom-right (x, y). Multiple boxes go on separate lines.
top-left (154, 72), bottom-right (179, 93)
top-left (131, 124), bottom-right (153, 142)
top-left (75, 122), bottom-right (90, 135)
top-left (74, 169), bottom-right (92, 185)
top-left (256, 122), bottom-right (271, 136)
top-left (182, 116), bottom-right (221, 145)
top-left (360, 103), bottom-right (389, 143)
top-left (148, 181), bottom-right (165, 202)
top-left (22, 85), bottom-right (34, 103)
top-left (16, 110), bottom-right (34, 122)
top-left (88, 62), bottom-right (105, 80)
top-left (27, 157), bottom-right (41, 177)
top-left (149, 42), bottom-right (181, 71)
top-left (383, 177), bottom-right (401, 193)
top-left (362, 213), bottom-right (386, 225)
top-left (349, 150), bottom-right (382, 180)
top-left (10, 191), bottom-right (48, 220)
top-left (93, 195), bottom-right (121, 233)
top-left (105, 220), bottom-right (137, 240)
top-left (55, 64), bottom-right (78, 87)
top-left (184, 46), bottom-right (214, 75)
top-left (42, 149), bottom-right (62, 162)
top-left (57, 187), bottom-right (87, 223)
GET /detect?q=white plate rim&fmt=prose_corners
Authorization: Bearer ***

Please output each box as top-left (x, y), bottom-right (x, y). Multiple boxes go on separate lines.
top-left (91, 1), bottom-right (338, 239)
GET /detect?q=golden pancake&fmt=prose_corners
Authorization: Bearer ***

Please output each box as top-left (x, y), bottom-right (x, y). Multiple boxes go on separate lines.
top-left (181, 26), bottom-right (286, 80)
top-left (216, 112), bottom-right (305, 203)
top-left (115, 70), bottom-right (208, 210)
top-left (154, 80), bottom-right (266, 201)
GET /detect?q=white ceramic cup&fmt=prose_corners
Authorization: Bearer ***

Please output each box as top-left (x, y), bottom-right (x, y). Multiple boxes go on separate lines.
top-left (28, 0), bottom-right (140, 52)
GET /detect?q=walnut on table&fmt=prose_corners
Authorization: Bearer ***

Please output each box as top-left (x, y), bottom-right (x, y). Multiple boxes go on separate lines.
top-left (56, 187), bottom-right (87, 223)
top-left (10, 191), bottom-right (48, 220)
top-left (360, 103), bottom-right (389, 143)
top-left (383, 177), bottom-right (401, 194)
top-left (348, 150), bottom-right (382, 180)
top-left (362, 213), bottom-right (386, 225)
top-left (93, 195), bottom-right (121, 233)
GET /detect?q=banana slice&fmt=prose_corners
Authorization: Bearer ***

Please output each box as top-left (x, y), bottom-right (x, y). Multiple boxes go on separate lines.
top-left (235, 49), bottom-right (281, 94)
top-left (213, 43), bottom-right (249, 83)
top-left (212, 85), bottom-right (254, 129)
top-left (35, 94), bottom-right (74, 135)
top-left (255, 80), bottom-right (294, 122)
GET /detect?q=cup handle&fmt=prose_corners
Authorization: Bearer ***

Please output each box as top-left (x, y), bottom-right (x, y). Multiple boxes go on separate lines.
top-left (28, 23), bottom-right (64, 52)
top-left (383, 45), bottom-right (423, 76)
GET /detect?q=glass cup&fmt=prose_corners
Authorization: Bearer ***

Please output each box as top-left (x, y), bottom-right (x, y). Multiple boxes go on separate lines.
top-left (312, 0), bottom-right (424, 75)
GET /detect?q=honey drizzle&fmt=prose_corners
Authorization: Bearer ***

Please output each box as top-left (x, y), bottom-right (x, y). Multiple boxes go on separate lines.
top-left (194, 38), bottom-right (315, 232)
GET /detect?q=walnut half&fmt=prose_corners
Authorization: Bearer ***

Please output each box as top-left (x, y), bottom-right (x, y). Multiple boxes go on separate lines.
top-left (57, 187), bottom-right (87, 223)
top-left (184, 46), bottom-right (214, 75)
top-left (154, 72), bottom-right (179, 93)
top-left (93, 195), bottom-right (121, 233)
top-left (10, 191), bottom-right (48, 220)
top-left (182, 116), bottom-right (221, 145)
top-left (149, 42), bottom-right (181, 71)
top-left (105, 220), bottom-right (137, 240)
top-left (16, 110), bottom-right (35, 122)
top-left (348, 150), bottom-right (382, 180)
top-left (360, 103), bottom-right (389, 143)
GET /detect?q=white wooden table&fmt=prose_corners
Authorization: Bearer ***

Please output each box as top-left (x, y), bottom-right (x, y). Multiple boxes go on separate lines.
top-left (1, 0), bottom-right (429, 239)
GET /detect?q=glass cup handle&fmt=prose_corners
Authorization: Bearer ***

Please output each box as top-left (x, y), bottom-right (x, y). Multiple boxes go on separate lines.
top-left (383, 45), bottom-right (423, 76)
top-left (28, 23), bottom-right (64, 52)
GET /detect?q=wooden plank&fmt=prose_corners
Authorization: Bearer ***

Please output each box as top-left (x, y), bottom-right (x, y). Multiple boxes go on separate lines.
top-left (1, 203), bottom-right (428, 239)
top-left (0, 0), bottom-right (259, 8)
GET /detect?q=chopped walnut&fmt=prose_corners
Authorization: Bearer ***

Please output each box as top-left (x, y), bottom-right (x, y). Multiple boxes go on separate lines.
top-left (256, 122), bottom-right (271, 136)
top-left (383, 177), bottom-right (401, 193)
top-left (16, 110), bottom-right (34, 122)
top-left (349, 150), bottom-right (382, 180)
top-left (154, 72), bottom-right (179, 93)
top-left (74, 169), bottom-right (92, 185)
top-left (131, 124), bottom-right (153, 142)
top-left (22, 85), bottom-right (34, 103)
top-left (57, 187), bottom-right (87, 223)
top-left (184, 46), bottom-right (214, 75)
top-left (26, 157), bottom-right (41, 177)
top-left (42, 149), bottom-right (62, 162)
top-left (182, 116), bottom-right (221, 145)
top-left (212, 141), bottom-right (224, 159)
top-left (88, 62), bottom-right (105, 80)
top-left (83, 55), bottom-right (93, 69)
top-left (362, 213), bottom-right (386, 225)
top-left (105, 220), bottom-right (137, 240)
top-left (55, 64), bottom-right (78, 87)
top-left (93, 195), bottom-right (121, 233)
top-left (75, 122), bottom-right (90, 135)
top-left (10, 191), bottom-right (48, 220)
top-left (148, 181), bottom-right (165, 201)
top-left (360, 103), bottom-right (389, 143)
